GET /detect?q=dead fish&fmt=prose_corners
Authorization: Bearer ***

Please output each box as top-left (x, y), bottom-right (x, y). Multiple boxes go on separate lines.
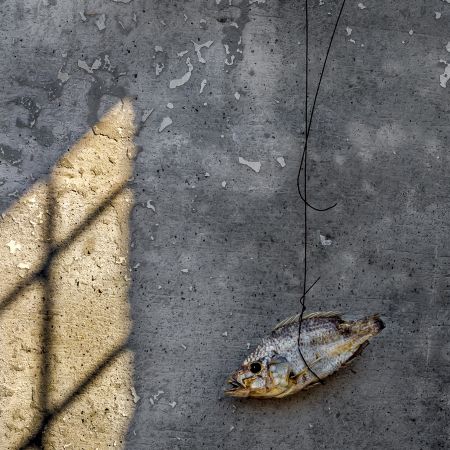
top-left (225, 312), bottom-right (384, 398)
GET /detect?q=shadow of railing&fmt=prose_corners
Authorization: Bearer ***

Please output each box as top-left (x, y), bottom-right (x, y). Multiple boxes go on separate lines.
top-left (0, 99), bottom-right (138, 449)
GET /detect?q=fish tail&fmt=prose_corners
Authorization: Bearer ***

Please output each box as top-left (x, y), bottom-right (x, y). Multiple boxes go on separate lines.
top-left (346, 314), bottom-right (385, 337)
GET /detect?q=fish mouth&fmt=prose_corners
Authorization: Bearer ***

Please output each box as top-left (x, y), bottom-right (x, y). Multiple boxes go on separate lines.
top-left (224, 375), bottom-right (249, 397)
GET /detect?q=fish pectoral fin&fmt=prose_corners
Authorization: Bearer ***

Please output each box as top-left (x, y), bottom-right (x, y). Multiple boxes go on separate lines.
top-left (342, 341), bottom-right (370, 367)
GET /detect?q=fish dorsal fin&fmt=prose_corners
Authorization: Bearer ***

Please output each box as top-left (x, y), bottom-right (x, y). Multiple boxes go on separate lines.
top-left (272, 311), bottom-right (341, 332)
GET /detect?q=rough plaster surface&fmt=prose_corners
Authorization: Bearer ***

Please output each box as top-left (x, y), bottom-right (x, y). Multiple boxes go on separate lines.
top-left (0, 0), bottom-right (449, 449)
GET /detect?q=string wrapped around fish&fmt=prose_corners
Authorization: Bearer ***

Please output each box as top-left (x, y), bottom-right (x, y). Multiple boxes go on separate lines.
top-left (225, 312), bottom-right (384, 398)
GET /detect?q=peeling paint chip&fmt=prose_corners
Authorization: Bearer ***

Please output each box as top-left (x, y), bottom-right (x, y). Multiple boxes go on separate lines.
top-left (234, 91), bottom-right (240, 100)
top-left (440, 60), bottom-right (450, 88)
top-left (96, 14), bottom-right (106, 31)
top-left (238, 156), bottom-right (261, 173)
top-left (177, 50), bottom-right (188, 57)
top-left (17, 262), bottom-right (31, 269)
top-left (320, 234), bottom-right (332, 246)
top-left (181, 268), bottom-right (189, 273)
top-left (169, 58), bottom-right (193, 88)
top-left (221, 181), bottom-right (227, 188)
top-left (159, 117), bottom-right (172, 132)
top-left (78, 58), bottom-right (102, 74)
top-left (200, 79), bottom-right (207, 94)
top-left (131, 387), bottom-right (140, 403)
top-left (146, 200), bottom-right (156, 211)
top-left (169, 401), bottom-right (177, 408)
top-left (57, 68), bottom-right (70, 83)
top-left (167, 102), bottom-right (174, 109)
top-left (346, 27), bottom-right (352, 36)
top-left (276, 156), bottom-right (286, 167)
top-left (192, 40), bottom-right (214, 63)
top-left (357, 2), bottom-right (366, 9)
top-left (222, 331), bottom-right (228, 337)
top-left (141, 108), bottom-right (154, 123)
top-left (435, 12), bottom-right (442, 19)
top-left (408, 29), bottom-right (414, 36)
top-left (7, 240), bottom-right (22, 254)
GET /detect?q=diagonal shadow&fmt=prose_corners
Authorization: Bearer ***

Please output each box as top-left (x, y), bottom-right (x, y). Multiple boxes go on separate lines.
top-left (0, 99), bottom-right (138, 448)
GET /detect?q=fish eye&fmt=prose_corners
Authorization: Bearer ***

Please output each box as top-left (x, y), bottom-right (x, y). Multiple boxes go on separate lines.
top-left (250, 362), bottom-right (262, 374)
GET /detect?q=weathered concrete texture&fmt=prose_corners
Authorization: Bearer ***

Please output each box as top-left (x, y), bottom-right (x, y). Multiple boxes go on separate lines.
top-left (0, 0), bottom-right (449, 449)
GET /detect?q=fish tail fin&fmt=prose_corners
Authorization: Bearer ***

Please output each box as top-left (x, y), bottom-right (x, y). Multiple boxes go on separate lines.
top-left (346, 314), bottom-right (385, 337)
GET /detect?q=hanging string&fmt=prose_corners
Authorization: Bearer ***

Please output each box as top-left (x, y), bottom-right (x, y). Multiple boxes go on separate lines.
top-left (296, 0), bottom-right (348, 383)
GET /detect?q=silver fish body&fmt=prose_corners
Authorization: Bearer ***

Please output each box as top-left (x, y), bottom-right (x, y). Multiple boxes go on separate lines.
top-left (225, 312), bottom-right (384, 398)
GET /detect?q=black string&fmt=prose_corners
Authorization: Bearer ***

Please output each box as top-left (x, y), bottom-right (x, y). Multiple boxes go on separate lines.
top-left (297, 0), bottom-right (348, 384)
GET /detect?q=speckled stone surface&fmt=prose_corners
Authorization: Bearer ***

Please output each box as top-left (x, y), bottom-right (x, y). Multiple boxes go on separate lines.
top-left (0, 0), bottom-right (449, 448)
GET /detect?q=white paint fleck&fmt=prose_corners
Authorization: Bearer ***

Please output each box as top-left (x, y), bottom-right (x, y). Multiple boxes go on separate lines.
top-left (159, 116), bottom-right (173, 131)
top-left (96, 14), bottom-right (106, 31)
top-left (205, 172), bottom-right (210, 177)
top-left (158, 285), bottom-right (162, 290)
top-left (276, 156), bottom-right (286, 167)
top-left (225, 55), bottom-right (235, 66)
top-left (346, 27), bottom-right (352, 36)
top-left (435, 12), bottom-right (442, 19)
top-left (131, 387), bottom-right (140, 403)
top-left (349, 38), bottom-right (356, 44)
top-left (181, 268), bottom-right (189, 273)
top-left (181, 344), bottom-right (187, 350)
top-left (160, 20), bottom-right (166, 26)
top-left (234, 91), bottom-right (240, 100)
top-left (169, 57), bottom-right (193, 88)
top-left (192, 40), bottom-right (214, 63)
top-left (155, 62), bottom-right (164, 76)
top-left (169, 401), bottom-right (177, 408)
top-left (177, 50), bottom-right (188, 57)
top-left (439, 59), bottom-right (450, 88)
top-left (357, 2), bottom-right (366, 9)
top-left (221, 181), bottom-right (227, 188)
top-left (149, 398), bottom-right (155, 405)
top-left (79, 11), bottom-right (87, 22)
top-left (7, 240), bottom-right (22, 254)
top-left (153, 390), bottom-right (165, 400)
top-left (141, 108), bottom-right (154, 123)
top-left (146, 200), bottom-right (156, 212)
top-left (167, 102), bottom-right (174, 109)
top-left (77, 58), bottom-right (102, 74)
top-left (224, 44), bottom-right (230, 55)
top-left (57, 68), bottom-right (70, 82)
top-left (222, 331), bottom-right (228, 337)
top-left (239, 157), bottom-right (261, 173)
top-left (184, 14), bottom-right (188, 22)
top-left (155, 45), bottom-right (163, 52)
top-left (320, 234), bottom-right (332, 246)
top-left (200, 79), bottom-right (207, 93)
top-left (230, 22), bottom-right (239, 28)
top-left (229, 426), bottom-right (235, 432)
top-left (446, 42), bottom-right (450, 53)
top-left (408, 29), bottom-right (414, 36)
top-left (17, 262), bottom-right (31, 269)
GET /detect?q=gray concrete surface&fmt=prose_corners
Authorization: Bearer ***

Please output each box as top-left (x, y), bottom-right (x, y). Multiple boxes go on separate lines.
top-left (1, 0), bottom-right (450, 448)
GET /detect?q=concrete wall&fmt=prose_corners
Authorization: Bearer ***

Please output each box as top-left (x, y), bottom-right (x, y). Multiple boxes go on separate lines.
top-left (0, 0), bottom-right (449, 448)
